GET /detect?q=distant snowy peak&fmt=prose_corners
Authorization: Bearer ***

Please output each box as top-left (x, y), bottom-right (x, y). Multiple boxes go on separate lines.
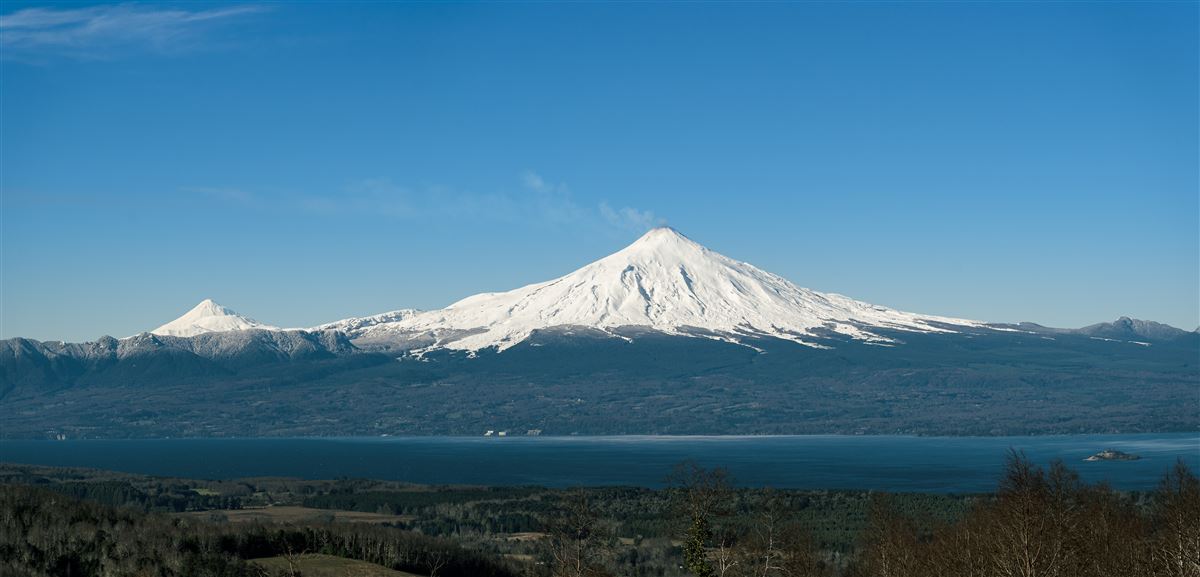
top-left (150, 299), bottom-right (279, 337)
top-left (355, 227), bottom-right (984, 352)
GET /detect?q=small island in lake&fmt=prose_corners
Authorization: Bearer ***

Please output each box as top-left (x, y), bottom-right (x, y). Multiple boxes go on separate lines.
top-left (1085, 449), bottom-right (1141, 462)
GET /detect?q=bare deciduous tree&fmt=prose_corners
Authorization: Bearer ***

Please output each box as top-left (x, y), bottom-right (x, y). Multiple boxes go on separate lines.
top-left (712, 526), bottom-right (740, 577)
top-left (1152, 460), bottom-right (1200, 577)
top-left (856, 494), bottom-right (920, 577)
top-left (547, 490), bottom-right (610, 577)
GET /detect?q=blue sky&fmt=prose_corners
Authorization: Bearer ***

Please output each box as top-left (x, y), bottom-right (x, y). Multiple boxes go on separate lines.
top-left (2, 1), bottom-right (1197, 341)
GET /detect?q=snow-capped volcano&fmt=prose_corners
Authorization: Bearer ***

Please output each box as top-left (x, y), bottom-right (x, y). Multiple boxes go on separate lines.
top-left (150, 299), bottom-right (279, 337)
top-left (344, 227), bottom-right (982, 351)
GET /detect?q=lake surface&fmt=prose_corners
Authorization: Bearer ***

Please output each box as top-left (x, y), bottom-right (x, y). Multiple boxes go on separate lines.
top-left (3, 434), bottom-right (1197, 492)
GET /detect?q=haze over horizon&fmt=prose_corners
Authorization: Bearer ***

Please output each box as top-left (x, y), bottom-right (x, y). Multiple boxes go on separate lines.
top-left (3, 1), bottom-right (1197, 342)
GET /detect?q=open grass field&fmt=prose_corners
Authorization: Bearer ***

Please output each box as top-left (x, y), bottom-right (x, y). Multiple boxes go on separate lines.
top-left (178, 505), bottom-right (413, 525)
top-left (250, 554), bottom-right (423, 577)
top-left (502, 532), bottom-right (546, 542)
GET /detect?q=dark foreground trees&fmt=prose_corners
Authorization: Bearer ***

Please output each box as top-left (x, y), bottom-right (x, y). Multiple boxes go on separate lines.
top-left (848, 454), bottom-right (1200, 577)
top-left (668, 464), bottom-right (830, 577)
top-left (0, 484), bottom-right (518, 577)
top-left (655, 456), bottom-right (1199, 577)
top-left (1153, 461), bottom-right (1200, 577)
top-left (1, 455), bottom-right (1196, 577)
top-left (546, 491), bottom-right (610, 577)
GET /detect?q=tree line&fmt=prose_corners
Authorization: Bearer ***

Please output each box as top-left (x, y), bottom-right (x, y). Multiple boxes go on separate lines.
top-left (0, 483), bottom-right (518, 577)
top-left (545, 454), bottom-right (1199, 577)
top-left (1, 454), bottom-right (1196, 577)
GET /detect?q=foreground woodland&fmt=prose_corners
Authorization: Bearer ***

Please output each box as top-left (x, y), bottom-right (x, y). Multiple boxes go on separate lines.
top-left (0, 454), bottom-right (1196, 577)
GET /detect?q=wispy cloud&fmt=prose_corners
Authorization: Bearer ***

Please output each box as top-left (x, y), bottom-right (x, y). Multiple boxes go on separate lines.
top-left (518, 170), bottom-right (587, 225)
top-left (599, 201), bottom-right (664, 232)
top-left (518, 170), bottom-right (661, 231)
top-left (521, 171), bottom-right (549, 193)
top-left (297, 178), bottom-right (515, 221)
top-left (0, 3), bottom-right (266, 59)
top-left (187, 171), bottom-right (662, 234)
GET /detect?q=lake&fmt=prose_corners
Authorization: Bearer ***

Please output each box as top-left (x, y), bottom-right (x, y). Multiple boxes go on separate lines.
top-left (2, 433), bottom-right (1197, 492)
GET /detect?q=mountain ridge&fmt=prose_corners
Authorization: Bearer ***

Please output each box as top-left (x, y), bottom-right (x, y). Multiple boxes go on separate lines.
top-left (122, 228), bottom-right (1191, 353)
top-left (2, 324), bottom-right (1195, 438)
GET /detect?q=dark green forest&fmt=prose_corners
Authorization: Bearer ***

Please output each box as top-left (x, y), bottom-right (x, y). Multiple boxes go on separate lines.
top-left (5, 328), bottom-right (1198, 439)
top-left (1, 455), bottom-right (1197, 577)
